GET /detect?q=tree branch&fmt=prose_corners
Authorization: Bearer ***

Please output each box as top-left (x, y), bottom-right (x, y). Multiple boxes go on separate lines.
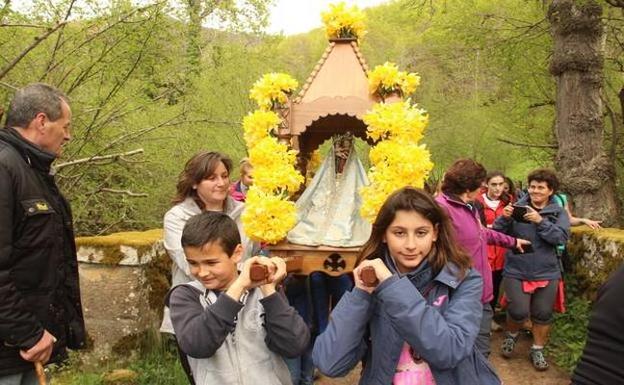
top-left (55, 148), bottom-right (143, 170)
top-left (497, 137), bottom-right (557, 149)
top-left (0, 23), bottom-right (48, 28)
top-left (605, 0), bottom-right (624, 8)
top-left (528, 100), bottom-right (555, 108)
top-left (0, 21), bottom-right (66, 80)
top-left (41, 0), bottom-right (76, 77)
top-left (98, 188), bottom-right (148, 197)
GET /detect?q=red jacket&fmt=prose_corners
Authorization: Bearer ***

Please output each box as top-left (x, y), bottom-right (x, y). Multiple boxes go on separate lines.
top-left (474, 193), bottom-right (511, 271)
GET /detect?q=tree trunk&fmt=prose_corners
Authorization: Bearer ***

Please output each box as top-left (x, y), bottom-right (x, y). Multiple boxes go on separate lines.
top-left (548, 0), bottom-right (620, 226)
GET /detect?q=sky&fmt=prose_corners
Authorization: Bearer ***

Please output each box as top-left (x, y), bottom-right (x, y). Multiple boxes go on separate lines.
top-left (12, 0), bottom-right (391, 36)
top-left (267, 0), bottom-right (391, 35)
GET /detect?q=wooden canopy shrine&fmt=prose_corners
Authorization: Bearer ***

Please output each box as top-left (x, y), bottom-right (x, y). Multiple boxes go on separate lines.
top-left (269, 38), bottom-right (383, 276)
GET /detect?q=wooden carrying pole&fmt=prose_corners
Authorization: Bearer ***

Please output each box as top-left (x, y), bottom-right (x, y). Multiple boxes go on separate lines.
top-left (249, 256), bottom-right (303, 281)
top-left (34, 362), bottom-right (46, 385)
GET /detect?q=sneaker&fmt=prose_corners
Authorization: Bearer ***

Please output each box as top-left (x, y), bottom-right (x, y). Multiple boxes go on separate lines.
top-left (501, 332), bottom-right (518, 358)
top-left (529, 348), bottom-right (549, 371)
top-left (491, 320), bottom-right (502, 332)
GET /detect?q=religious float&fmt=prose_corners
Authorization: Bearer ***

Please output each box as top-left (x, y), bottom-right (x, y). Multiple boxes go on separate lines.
top-left (241, 3), bottom-right (433, 276)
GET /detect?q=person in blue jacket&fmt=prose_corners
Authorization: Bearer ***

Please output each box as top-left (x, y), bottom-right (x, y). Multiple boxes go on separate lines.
top-left (493, 168), bottom-right (570, 371)
top-left (312, 187), bottom-right (500, 385)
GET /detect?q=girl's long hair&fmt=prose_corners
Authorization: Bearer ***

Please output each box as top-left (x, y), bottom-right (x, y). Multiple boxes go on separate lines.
top-left (356, 187), bottom-right (472, 277)
top-left (172, 151), bottom-right (233, 210)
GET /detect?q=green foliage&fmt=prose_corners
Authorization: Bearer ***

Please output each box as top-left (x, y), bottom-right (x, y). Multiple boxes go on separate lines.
top-left (547, 274), bottom-right (592, 373)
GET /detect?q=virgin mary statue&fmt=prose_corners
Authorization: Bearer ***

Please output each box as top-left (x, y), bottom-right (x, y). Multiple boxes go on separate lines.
top-left (287, 133), bottom-right (371, 247)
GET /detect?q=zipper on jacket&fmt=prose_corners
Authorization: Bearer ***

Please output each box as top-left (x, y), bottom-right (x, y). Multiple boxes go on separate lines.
top-left (231, 330), bottom-right (244, 385)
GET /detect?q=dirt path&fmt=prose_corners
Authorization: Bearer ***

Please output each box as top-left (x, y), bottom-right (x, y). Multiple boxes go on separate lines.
top-left (315, 330), bottom-right (571, 385)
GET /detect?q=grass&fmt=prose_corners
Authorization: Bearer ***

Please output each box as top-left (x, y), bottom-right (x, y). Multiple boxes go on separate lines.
top-left (51, 336), bottom-right (189, 385)
top-left (546, 274), bottom-right (592, 373)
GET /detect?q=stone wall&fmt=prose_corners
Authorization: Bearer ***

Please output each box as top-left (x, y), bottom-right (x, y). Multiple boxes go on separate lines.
top-left (75, 229), bottom-right (169, 361)
top-left (568, 226), bottom-right (624, 295)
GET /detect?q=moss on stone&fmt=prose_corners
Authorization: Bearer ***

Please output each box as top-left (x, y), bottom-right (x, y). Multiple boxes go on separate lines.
top-left (569, 226), bottom-right (624, 296)
top-left (76, 229), bottom-right (163, 248)
top-left (76, 229), bottom-right (165, 265)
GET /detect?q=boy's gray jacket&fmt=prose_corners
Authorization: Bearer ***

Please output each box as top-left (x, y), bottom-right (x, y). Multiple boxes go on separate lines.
top-left (167, 280), bottom-right (310, 385)
top-left (312, 262), bottom-right (501, 385)
top-left (160, 196), bottom-right (258, 334)
top-left (493, 195), bottom-right (570, 281)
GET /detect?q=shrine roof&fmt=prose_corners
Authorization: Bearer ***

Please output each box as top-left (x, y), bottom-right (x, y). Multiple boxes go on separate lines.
top-left (293, 40), bottom-right (372, 104)
top-left (290, 39), bottom-right (377, 136)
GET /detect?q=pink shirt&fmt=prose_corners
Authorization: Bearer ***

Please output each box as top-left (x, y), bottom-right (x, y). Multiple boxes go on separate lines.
top-left (393, 343), bottom-right (436, 385)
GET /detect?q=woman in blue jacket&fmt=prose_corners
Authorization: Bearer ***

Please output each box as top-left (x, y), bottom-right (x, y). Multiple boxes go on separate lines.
top-left (493, 169), bottom-right (570, 371)
top-left (312, 187), bottom-right (500, 385)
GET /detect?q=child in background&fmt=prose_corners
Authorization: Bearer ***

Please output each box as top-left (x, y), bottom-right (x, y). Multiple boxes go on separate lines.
top-left (313, 187), bottom-right (501, 385)
top-left (167, 211), bottom-right (310, 385)
top-left (230, 158), bottom-right (253, 202)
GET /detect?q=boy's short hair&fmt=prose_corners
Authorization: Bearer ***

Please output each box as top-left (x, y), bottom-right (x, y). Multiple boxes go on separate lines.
top-left (181, 212), bottom-right (241, 256)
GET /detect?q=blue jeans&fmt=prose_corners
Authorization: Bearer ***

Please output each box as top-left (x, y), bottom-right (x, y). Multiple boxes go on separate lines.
top-left (0, 370), bottom-right (40, 385)
top-left (284, 343), bottom-right (314, 385)
top-left (284, 275), bottom-right (314, 385)
top-left (309, 272), bottom-right (353, 334)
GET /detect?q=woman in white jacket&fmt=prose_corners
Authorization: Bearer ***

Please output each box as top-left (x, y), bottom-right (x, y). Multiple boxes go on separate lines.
top-left (159, 151), bottom-right (256, 384)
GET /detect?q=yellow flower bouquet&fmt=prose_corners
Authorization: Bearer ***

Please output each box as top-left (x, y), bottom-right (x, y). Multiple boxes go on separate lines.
top-left (368, 62), bottom-right (421, 99)
top-left (249, 137), bottom-right (304, 194)
top-left (242, 188), bottom-right (298, 244)
top-left (249, 72), bottom-right (299, 110)
top-left (321, 2), bottom-right (367, 41)
top-left (242, 110), bottom-right (281, 148)
top-left (363, 100), bottom-right (428, 142)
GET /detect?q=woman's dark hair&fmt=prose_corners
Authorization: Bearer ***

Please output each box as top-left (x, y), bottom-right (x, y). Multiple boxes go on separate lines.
top-left (527, 168), bottom-right (559, 192)
top-left (173, 151), bottom-right (233, 210)
top-left (486, 171), bottom-right (505, 183)
top-left (441, 158), bottom-right (487, 195)
top-left (503, 176), bottom-right (515, 202)
top-left (356, 187), bottom-right (472, 277)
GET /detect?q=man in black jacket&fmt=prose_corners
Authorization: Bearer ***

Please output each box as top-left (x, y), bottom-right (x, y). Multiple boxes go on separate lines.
top-left (0, 83), bottom-right (85, 384)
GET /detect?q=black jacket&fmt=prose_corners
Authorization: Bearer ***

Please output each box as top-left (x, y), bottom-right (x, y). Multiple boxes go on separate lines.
top-left (0, 127), bottom-right (85, 376)
top-left (572, 264), bottom-right (624, 385)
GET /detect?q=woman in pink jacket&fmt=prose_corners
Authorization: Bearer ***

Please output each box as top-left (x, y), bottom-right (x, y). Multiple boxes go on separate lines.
top-left (435, 159), bottom-right (529, 358)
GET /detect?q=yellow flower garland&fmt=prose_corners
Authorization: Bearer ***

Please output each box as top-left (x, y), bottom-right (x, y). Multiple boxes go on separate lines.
top-left (242, 73), bottom-right (304, 244)
top-left (360, 65), bottom-right (433, 222)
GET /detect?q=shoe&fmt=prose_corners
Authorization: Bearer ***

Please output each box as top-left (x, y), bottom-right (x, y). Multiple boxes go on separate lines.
top-left (501, 332), bottom-right (518, 358)
top-left (491, 320), bottom-right (502, 332)
top-left (529, 348), bottom-right (549, 371)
